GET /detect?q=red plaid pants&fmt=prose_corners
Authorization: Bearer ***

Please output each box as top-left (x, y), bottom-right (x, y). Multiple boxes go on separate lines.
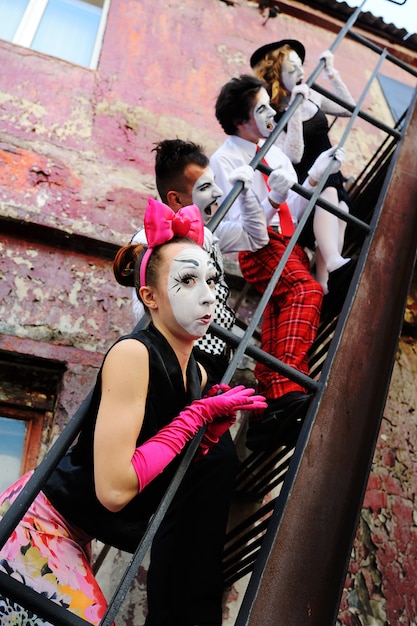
top-left (238, 228), bottom-right (323, 400)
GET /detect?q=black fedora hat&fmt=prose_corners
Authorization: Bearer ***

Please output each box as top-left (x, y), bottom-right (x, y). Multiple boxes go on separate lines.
top-left (250, 39), bottom-right (306, 68)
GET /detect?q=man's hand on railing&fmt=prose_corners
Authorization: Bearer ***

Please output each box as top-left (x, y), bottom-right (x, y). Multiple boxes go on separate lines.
top-left (268, 165), bottom-right (298, 205)
top-left (229, 164), bottom-right (255, 191)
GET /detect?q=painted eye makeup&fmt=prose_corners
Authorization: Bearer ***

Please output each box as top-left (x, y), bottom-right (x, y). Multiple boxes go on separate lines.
top-left (171, 272), bottom-right (198, 291)
top-left (169, 251), bottom-right (217, 294)
top-left (207, 271), bottom-right (219, 287)
top-left (180, 272), bottom-right (197, 284)
top-left (174, 268), bottom-right (218, 287)
top-left (197, 182), bottom-right (211, 192)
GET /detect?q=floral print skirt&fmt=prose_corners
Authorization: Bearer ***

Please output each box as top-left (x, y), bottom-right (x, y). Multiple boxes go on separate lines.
top-left (0, 472), bottom-right (109, 625)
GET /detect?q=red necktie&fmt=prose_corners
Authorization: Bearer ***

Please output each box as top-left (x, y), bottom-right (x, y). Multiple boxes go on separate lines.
top-left (256, 146), bottom-right (295, 237)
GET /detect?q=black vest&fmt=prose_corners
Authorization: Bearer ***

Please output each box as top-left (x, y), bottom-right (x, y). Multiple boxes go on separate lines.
top-left (43, 324), bottom-right (202, 553)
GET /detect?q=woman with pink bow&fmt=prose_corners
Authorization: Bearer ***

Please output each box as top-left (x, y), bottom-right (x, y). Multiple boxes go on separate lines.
top-left (0, 198), bottom-right (266, 625)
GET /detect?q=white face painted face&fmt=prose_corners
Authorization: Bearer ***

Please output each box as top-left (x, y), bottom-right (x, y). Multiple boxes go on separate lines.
top-left (192, 167), bottom-right (223, 224)
top-left (253, 87), bottom-right (276, 138)
top-left (281, 50), bottom-right (304, 92)
top-left (167, 246), bottom-right (217, 338)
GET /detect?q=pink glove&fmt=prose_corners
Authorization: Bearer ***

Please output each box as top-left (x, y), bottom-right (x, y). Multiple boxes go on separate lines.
top-left (198, 383), bottom-right (267, 457)
top-left (196, 413), bottom-right (237, 459)
top-left (197, 384), bottom-right (237, 458)
top-left (131, 385), bottom-right (267, 491)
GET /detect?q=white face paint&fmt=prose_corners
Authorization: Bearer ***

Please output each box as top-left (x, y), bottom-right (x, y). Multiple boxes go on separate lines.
top-left (192, 167), bottom-right (223, 224)
top-left (253, 87), bottom-right (277, 138)
top-left (281, 50), bottom-right (304, 93)
top-left (167, 246), bottom-right (217, 338)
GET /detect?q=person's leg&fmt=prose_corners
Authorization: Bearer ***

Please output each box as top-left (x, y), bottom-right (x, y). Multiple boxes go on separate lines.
top-left (338, 199), bottom-right (349, 253)
top-left (254, 274), bottom-right (322, 399)
top-left (313, 187), bottom-right (350, 292)
top-left (145, 511), bottom-right (177, 625)
top-left (239, 233), bottom-right (323, 400)
top-left (0, 474), bottom-right (108, 625)
top-left (314, 246), bottom-right (328, 294)
top-left (240, 235), bottom-right (323, 451)
top-left (239, 233), bottom-right (323, 451)
top-left (145, 432), bottom-right (238, 626)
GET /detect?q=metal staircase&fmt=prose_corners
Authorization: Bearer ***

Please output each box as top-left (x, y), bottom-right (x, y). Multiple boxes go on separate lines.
top-left (217, 28), bottom-right (417, 625)
top-left (1, 11), bottom-right (417, 626)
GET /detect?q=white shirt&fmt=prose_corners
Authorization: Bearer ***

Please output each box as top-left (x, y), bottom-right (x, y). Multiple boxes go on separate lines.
top-left (210, 135), bottom-right (315, 229)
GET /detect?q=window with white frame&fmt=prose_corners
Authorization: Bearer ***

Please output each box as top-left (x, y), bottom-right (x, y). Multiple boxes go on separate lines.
top-left (0, 0), bottom-right (110, 69)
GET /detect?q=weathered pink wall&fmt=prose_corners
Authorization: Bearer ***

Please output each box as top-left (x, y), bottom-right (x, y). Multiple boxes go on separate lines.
top-left (0, 0), bottom-right (417, 624)
top-left (1, 0), bottom-right (415, 244)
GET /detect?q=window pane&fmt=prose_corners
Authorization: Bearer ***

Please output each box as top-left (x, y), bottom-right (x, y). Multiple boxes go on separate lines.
top-left (0, 417), bottom-right (27, 493)
top-left (31, 0), bottom-right (102, 67)
top-left (0, 0), bottom-right (29, 41)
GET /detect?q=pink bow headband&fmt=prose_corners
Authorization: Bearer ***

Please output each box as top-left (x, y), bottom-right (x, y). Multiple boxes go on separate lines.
top-left (140, 198), bottom-right (205, 287)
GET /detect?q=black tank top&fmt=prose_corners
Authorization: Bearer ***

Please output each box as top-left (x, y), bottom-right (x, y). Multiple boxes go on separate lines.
top-left (276, 105), bottom-right (347, 199)
top-left (294, 106), bottom-right (331, 184)
top-left (43, 324), bottom-right (202, 553)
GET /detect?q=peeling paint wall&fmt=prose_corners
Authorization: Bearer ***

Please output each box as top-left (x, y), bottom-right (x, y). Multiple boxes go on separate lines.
top-left (338, 269), bottom-right (417, 625)
top-left (338, 330), bottom-right (417, 626)
top-left (1, 0), bottom-right (415, 243)
top-left (0, 235), bottom-right (129, 350)
top-left (1, 0), bottom-right (417, 623)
